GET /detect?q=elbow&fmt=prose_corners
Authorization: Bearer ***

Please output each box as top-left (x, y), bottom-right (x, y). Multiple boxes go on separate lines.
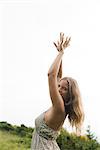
top-left (48, 71), bottom-right (57, 78)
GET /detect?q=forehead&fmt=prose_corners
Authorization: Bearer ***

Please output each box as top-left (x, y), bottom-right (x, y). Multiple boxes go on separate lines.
top-left (59, 79), bottom-right (68, 86)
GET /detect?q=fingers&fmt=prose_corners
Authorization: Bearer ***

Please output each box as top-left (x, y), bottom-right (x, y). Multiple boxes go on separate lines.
top-left (60, 32), bottom-right (64, 44)
top-left (68, 37), bottom-right (71, 43)
top-left (57, 41), bottom-right (60, 46)
top-left (53, 42), bottom-right (60, 51)
top-left (63, 36), bottom-right (71, 48)
top-left (53, 42), bottom-right (57, 48)
top-left (53, 33), bottom-right (71, 51)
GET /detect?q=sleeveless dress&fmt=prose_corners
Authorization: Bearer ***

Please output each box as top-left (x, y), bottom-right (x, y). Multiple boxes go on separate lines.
top-left (31, 112), bottom-right (60, 150)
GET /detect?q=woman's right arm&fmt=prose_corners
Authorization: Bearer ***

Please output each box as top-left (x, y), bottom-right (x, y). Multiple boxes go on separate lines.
top-left (48, 33), bottom-right (71, 112)
top-left (48, 51), bottom-right (64, 112)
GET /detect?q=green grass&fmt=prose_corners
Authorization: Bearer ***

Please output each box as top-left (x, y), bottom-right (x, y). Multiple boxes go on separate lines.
top-left (0, 121), bottom-right (100, 150)
top-left (0, 130), bottom-right (31, 150)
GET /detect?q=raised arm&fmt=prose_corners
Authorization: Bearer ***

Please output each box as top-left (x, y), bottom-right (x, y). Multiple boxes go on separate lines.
top-left (48, 51), bottom-right (64, 111)
top-left (54, 33), bottom-right (63, 81)
top-left (48, 33), bottom-right (71, 111)
top-left (53, 33), bottom-right (71, 82)
top-left (57, 60), bottom-right (62, 81)
top-left (48, 51), bottom-right (63, 77)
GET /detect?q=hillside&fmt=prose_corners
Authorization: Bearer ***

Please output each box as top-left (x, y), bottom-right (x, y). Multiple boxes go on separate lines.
top-left (0, 122), bottom-right (100, 150)
top-left (0, 130), bottom-right (30, 150)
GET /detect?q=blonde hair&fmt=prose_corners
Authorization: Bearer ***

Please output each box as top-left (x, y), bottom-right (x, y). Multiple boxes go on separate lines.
top-left (61, 77), bottom-right (84, 134)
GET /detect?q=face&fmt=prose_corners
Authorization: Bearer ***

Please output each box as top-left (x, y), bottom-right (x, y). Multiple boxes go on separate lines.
top-left (58, 79), bottom-right (68, 100)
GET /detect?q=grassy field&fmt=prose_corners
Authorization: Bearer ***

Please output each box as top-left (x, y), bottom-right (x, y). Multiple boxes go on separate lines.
top-left (0, 130), bottom-right (31, 150)
top-left (0, 121), bottom-right (100, 150)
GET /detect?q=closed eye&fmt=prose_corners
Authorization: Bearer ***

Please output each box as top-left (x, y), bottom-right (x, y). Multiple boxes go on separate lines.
top-left (63, 87), bottom-right (67, 91)
top-left (58, 84), bottom-right (60, 87)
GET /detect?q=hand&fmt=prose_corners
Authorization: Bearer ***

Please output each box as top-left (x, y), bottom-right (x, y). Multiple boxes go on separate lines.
top-left (53, 32), bottom-right (71, 52)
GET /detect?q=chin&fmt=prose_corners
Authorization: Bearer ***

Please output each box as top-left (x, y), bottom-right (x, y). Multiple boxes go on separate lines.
top-left (61, 94), bottom-right (65, 100)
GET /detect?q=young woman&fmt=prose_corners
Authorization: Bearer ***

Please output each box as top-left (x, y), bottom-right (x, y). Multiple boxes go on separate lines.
top-left (31, 33), bottom-right (84, 150)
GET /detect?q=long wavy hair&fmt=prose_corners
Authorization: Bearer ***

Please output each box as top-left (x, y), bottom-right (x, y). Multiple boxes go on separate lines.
top-left (60, 77), bottom-right (84, 134)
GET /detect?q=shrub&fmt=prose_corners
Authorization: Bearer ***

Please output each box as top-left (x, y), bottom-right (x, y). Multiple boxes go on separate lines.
top-left (57, 128), bottom-right (100, 150)
top-left (0, 122), bottom-right (14, 131)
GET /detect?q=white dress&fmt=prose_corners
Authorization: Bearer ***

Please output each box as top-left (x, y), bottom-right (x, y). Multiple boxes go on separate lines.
top-left (31, 112), bottom-right (60, 150)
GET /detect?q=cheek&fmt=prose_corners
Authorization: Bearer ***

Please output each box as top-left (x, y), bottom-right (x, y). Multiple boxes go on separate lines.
top-left (64, 91), bottom-right (69, 98)
top-left (63, 91), bottom-right (68, 98)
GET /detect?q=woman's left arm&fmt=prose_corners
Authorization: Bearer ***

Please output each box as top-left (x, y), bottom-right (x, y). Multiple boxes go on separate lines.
top-left (53, 33), bottom-right (71, 81)
top-left (57, 60), bottom-right (62, 81)
top-left (48, 51), bottom-right (64, 77)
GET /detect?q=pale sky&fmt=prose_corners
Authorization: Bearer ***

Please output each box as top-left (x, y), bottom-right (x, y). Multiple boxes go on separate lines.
top-left (0, 0), bottom-right (100, 141)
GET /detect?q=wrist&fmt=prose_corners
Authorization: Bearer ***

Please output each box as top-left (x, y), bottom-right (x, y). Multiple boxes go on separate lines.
top-left (59, 51), bottom-right (64, 55)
